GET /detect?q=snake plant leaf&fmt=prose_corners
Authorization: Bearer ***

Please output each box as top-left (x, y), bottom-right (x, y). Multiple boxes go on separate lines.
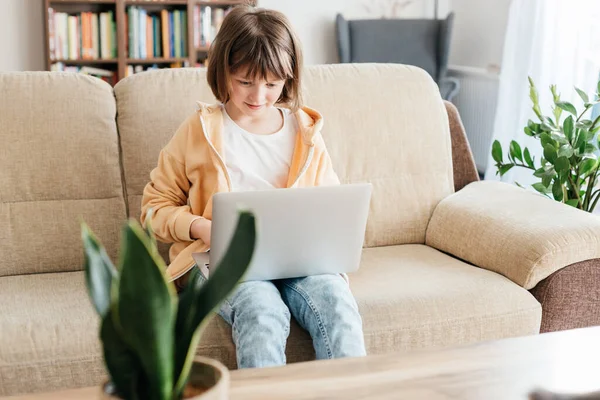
top-left (100, 308), bottom-right (147, 400)
top-left (173, 211), bottom-right (256, 398)
top-left (117, 220), bottom-right (177, 400)
top-left (82, 222), bottom-right (117, 318)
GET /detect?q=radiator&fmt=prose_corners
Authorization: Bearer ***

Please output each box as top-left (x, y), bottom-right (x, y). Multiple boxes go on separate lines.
top-left (447, 66), bottom-right (500, 175)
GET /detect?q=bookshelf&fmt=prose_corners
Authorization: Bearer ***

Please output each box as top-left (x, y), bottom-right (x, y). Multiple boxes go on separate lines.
top-left (43, 0), bottom-right (257, 85)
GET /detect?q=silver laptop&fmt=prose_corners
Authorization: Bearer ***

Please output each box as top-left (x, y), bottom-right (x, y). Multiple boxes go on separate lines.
top-left (197, 183), bottom-right (372, 282)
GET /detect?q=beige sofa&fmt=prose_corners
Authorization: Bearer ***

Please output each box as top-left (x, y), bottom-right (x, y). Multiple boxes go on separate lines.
top-left (1, 64), bottom-right (600, 396)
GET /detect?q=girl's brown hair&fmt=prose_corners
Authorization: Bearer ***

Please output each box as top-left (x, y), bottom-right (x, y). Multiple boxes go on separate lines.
top-left (206, 5), bottom-right (304, 112)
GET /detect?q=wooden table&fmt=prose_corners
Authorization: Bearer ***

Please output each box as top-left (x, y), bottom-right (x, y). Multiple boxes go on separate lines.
top-left (6, 327), bottom-right (600, 399)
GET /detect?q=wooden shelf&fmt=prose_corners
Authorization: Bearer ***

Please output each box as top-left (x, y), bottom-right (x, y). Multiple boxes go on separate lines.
top-left (44, 0), bottom-right (257, 84)
top-left (127, 58), bottom-right (190, 64)
top-left (195, 0), bottom-right (248, 5)
top-left (49, 0), bottom-right (116, 4)
top-left (52, 59), bottom-right (118, 64)
top-left (125, 0), bottom-right (188, 5)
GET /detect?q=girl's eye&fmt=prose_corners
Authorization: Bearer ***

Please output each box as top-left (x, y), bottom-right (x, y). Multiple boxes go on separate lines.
top-left (240, 81), bottom-right (251, 86)
top-left (266, 83), bottom-right (276, 88)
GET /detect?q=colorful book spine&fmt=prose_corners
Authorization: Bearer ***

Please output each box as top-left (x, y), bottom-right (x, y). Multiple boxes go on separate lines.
top-left (173, 10), bottom-right (181, 58)
top-left (181, 10), bottom-right (187, 57)
top-left (161, 9), bottom-right (170, 59)
top-left (139, 8), bottom-right (147, 59)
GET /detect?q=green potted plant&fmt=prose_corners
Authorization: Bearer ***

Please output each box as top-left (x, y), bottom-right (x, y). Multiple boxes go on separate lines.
top-left (492, 78), bottom-right (600, 212)
top-left (81, 210), bottom-right (256, 399)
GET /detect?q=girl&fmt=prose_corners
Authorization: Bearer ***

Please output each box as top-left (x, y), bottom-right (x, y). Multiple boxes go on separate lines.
top-left (141, 5), bottom-right (366, 368)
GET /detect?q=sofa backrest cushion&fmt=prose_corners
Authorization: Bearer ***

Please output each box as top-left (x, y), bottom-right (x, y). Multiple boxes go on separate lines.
top-left (114, 69), bottom-right (217, 262)
top-left (0, 72), bottom-right (126, 277)
top-left (302, 64), bottom-right (454, 246)
top-left (115, 64), bottom-right (453, 248)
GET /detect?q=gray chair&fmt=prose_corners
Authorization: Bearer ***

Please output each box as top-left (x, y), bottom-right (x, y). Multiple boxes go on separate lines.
top-left (336, 12), bottom-right (459, 101)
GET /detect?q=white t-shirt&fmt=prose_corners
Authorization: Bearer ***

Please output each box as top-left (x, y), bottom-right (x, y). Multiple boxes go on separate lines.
top-left (222, 105), bottom-right (298, 191)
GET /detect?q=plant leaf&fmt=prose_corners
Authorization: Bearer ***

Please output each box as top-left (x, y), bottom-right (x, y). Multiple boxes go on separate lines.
top-left (557, 144), bottom-right (574, 159)
top-left (580, 158), bottom-right (598, 177)
top-left (556, 101), bottom-right (577, 116)
top-left (533, 167), bottom-right (546, 178)
top-left (554, 156), bottom-right (570, 173)
top-left (584, 144), bottom-right (598, 156)
top-left (552, 179), bottom-right (564, 201)
top-left (492, 140), bottom-right (503, 164)
top-left (563, 115), bottom-right (574, 143)
top-left (575, 87), bottom-right (590, 104)
top-left (82, 222), bottom-right (117, 318)
top-left (117, 220), bottom-right (176, 400)
top-left (544, 117), bottom-right (557, 129)
top-left (574, 129), bottom-right (587, 149)
top-left (576, 119), bottom-right (593, 130)
top-left (532, 182), bottom-right (549, 194)
top-left (100, 308), bottom-right (146, 400)
top-left (173, 211), bottom-right (256, 398)
top-left (542, 174), bottom-right (553, 187)
top-left (529, 77), bottom-right (543, 120)
top-left (509, 141), bottom-right (523, 162)
top-left (540, 133), bottom-right (555, 148)
top-left (566, 199), bottom-right (579, 207)
top-left (543, 143), bottom-right (558, 164)
top-left (524, 148), bottom-right (534, 168)
top-left (498, 164), bottom-right (514, 176)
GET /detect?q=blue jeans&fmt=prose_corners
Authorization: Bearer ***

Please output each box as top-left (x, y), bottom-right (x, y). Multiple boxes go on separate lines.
top-left (200, 272), bottom-right (366, 368)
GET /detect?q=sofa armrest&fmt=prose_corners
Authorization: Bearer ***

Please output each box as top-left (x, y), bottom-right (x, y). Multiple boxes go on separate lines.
top-left (425, 180), bottom-right (600, 289)
top-left (444, 100), bottom-right (479, 192)
top-left (530, 259), bottom-right (600, 332)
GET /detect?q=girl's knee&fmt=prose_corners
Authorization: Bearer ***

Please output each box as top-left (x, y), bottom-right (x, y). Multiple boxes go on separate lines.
top-left (230, 281), bottom-right (291, 330)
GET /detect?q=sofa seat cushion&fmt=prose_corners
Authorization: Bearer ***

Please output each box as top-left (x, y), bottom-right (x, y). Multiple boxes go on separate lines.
top-left (0, 272), bottom-right (105, 396)
top-left (353, 244), bottom-right (541, 350)
top-left (0, 246), bottom-right (543, 394)
top-left (196, 244), bottom-right (542, 368)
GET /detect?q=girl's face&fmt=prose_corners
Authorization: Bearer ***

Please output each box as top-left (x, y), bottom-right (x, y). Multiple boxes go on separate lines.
top-left (227, 67), bottom-right (286, 118)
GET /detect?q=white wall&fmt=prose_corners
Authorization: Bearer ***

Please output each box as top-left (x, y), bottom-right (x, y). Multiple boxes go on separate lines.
top-left (0, 0), bottom-right (510, 71)
top-left (0, 0), bottom-right (45, 71)
top-left (262, 0), bottom-right (510, 69)
top-left (449, 0), bottom-right (511, 70)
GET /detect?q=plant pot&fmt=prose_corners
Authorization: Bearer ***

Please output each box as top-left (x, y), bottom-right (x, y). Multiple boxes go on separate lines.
top-left (99, 356), bottom-right (230, 400)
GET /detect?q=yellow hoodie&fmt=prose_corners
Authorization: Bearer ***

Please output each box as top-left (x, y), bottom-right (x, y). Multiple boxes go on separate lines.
top-left (141, 102), bottom-right (340, 285)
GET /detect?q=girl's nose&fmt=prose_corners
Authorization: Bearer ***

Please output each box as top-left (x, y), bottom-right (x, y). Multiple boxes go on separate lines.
top-left (250, 86), bottom-right (266, 102)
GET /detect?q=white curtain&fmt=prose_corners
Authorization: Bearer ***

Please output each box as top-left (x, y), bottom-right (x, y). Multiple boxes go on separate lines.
top-left (484, 0), bottom-right (600, 185)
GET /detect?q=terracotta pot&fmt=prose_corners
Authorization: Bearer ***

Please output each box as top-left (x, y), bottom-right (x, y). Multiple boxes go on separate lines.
top-left (99, 356), bottom-right (229, 400)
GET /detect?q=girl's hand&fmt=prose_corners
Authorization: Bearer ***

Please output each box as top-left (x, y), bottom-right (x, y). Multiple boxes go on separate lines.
top-left (190, 218), bottom-right (212, 245)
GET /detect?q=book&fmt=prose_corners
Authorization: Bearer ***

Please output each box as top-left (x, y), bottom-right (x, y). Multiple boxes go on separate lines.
top-left (161, 9), bottom-right (170, 59)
